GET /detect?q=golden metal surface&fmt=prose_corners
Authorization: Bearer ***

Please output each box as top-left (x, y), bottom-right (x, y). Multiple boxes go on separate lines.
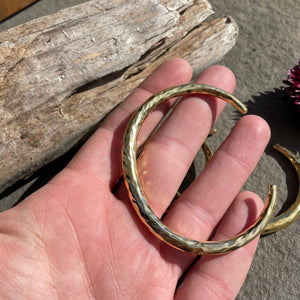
top-left (262, 145), bottom-right (300, 235)
top-left (0, 0), bottom-right (38, 22)
top-left (122, 84), bottom-right (277, 255)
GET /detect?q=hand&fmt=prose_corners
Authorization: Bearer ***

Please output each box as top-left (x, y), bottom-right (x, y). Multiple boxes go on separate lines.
top-left (0, 58), bottom-right (270, 299)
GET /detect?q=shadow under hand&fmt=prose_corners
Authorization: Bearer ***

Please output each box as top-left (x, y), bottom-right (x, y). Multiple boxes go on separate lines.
top-left (242, 88), bottom-right (299, 218)
top-left (0, 144), bottom-right (81, 211)
top-left (243, 88), bottom-right (299, 152)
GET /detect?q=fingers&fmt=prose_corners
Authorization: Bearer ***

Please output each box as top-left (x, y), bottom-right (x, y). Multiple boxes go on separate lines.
top-left (163, 115), bottom-right (270, 245)
top-left (67, 58), bottom-right (192, 186)
top-left (175, 191), bottom-right (264, 300)
top-left (156, 115), bottom-right (270, 283)
top-left (136, 65), bottom-right (236, 215)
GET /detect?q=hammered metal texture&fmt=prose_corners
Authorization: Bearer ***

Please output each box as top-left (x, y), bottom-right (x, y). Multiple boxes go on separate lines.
top-left (262, 145), bottom-right (300, 235)
top-left (122, 84), bottom-right (277, 255)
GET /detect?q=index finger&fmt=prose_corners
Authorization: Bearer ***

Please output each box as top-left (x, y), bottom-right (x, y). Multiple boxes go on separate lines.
top-left (66, 58), bottom-right (193, 186)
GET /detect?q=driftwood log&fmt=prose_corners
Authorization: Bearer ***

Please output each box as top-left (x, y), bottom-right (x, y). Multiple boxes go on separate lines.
top-left (0, 0), bottom-right (238, 193)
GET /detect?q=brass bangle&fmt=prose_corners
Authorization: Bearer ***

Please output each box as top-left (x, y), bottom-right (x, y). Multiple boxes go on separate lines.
top-left (122, 84), bottom-right (277, 255)
top-left (262, 145), bottom-right (300, 235)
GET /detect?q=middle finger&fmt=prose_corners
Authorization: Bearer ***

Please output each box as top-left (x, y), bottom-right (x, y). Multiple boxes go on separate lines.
top-left (136, 65), bottom-right (236, 216)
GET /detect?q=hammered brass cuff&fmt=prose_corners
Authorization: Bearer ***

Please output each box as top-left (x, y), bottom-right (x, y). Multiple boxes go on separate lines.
top-left (122, 84), bottom-right (279, 255)
top-left (262, 145), bottom-right (300, 235)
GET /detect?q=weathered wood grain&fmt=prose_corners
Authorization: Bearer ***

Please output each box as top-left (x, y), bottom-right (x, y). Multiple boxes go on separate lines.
top-left (0, 0), bottom-right (238, 193)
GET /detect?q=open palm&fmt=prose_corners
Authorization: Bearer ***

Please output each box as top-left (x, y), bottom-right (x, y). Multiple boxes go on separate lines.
top-left (0, 59), bottom-right (270, 299)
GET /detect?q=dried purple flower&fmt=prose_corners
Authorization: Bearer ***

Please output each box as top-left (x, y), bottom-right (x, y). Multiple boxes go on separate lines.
top-left (282, 60), bottom-right (300, 112)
